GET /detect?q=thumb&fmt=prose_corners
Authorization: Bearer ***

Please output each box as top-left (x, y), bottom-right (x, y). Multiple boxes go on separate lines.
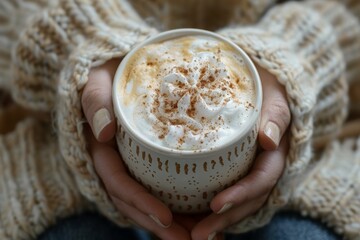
top-left (258, 66), bottom-right (291, 151)
top-left (81, 58), bottom-right (120, 142)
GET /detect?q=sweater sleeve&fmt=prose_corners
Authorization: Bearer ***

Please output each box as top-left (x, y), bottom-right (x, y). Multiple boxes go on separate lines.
top-left (218, 0), bottom-right (360, 233)
top-left (0, 0), bottom-right (58, 91)
top-left (290, 2), bottom-right (360, 239)
top-left (309, 0), bottom-right (360, 117)
top-left (0, 118), bottom-right (88, 240)
top-left (11, 0), bottom-right (157, 111)
top-left (11, 0), bottom-right (157, 226)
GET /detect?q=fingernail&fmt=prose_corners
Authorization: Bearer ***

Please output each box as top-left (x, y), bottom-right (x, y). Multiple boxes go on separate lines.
top-left (217, 202), bottom-right (233, 214)
top-left (264, 121), bottom-right (280, 147)
top-left (93, 108), bottom-right (111, 139)
top-left (149, 214), bottom-right (170, 228)
top-left (208, 232), bottom-right (217, 240)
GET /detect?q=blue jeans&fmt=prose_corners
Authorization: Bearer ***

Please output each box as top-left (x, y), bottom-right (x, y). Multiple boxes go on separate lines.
top-left (38, 211), bottom-right (340, 240)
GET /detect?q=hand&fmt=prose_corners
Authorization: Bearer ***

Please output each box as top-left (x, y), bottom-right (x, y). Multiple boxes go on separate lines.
top-left (82, 58), bottom-right (191, 240)
top-left (190, 65), bottom-right (291, 240)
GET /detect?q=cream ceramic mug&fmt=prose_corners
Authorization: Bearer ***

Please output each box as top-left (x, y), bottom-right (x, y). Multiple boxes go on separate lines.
top-left (113, 29), bottom-right (262, 213)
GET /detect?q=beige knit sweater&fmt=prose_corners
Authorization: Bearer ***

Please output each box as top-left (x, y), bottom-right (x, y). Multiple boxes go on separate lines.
top-left (1, 0), bottom-right (360, 239)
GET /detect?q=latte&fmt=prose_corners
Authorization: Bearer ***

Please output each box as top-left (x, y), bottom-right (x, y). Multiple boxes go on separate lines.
top-left (117, 35), bottom-right (256, 150)
top-left (113, 29), bottom-right (262, 213)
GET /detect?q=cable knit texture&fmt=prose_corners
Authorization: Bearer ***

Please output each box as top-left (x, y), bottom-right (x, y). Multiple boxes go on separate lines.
top-left (217, 0), bottom-right (355, 232)
top-left (54, 0), bottom-right (157, 225)
top-left (0, 0), bottom-right (58, 91)
top-left (0, 118), bottom-right (87, 240)
top-left (291, 137), bottom-right (360, 239)
top-left (1, 0), bottom-right (360, 239)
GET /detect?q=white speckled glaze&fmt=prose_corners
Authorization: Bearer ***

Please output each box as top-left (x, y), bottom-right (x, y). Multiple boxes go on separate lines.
top-left (113, 29), bottom-right (262, 213)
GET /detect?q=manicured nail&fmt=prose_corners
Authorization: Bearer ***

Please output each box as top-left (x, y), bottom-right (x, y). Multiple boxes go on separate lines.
top-left (208, 232), bottom-right (217, 240)
top-left (149, 214), bottom-right (170, 228)
top-left (93, 108), bottom-right (111, 139)
top-left (264, 121), bottom-right (280, 147)
top-left (217, 203), bottom-right (233, 214)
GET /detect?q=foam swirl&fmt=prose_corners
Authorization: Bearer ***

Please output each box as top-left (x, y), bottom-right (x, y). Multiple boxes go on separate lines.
top-left (122, 36), bottom-right (256, 150)
top-left (139, 53), bottom-right (248, 149)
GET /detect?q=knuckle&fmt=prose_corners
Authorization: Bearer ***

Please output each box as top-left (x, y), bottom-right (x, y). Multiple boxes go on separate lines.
top-left (255, 196), bottom-right (268, 209)
top-left (103, 169), bottom-right (126, 200)
top-left (234, 182), bottom-right (250, 201)
top-left (129, 189), bottom-right (148, 206)
top-left (268, 98), bottom-right (291, 127)
top-left (107, 186), bottom-right (120, 201)
top-left (111, 195), bottom-right (124, 209)
top-left (106, 182), bottom-right (121, 200)
top-left (81, 86), bottom-right (104, 113)
top-left (271, 98), bottom-right (290, 118)
top-left (255, 168), bottom-right (278, 195)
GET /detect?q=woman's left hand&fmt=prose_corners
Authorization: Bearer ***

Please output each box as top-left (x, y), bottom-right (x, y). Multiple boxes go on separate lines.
top-left (189, 65), bottom-right (291, 240)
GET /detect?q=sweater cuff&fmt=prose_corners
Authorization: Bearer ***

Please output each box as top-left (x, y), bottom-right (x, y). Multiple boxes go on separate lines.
top-left (218, 1), bottom-right (347, 233)
top-left (291, 137), bottom-right (360, 240)
top-left (10, 0), bottom-right (157, 226)
top-left (55, 1), bottom-right (157, 226)
top-left (0, 119), bottom-right (87, 240)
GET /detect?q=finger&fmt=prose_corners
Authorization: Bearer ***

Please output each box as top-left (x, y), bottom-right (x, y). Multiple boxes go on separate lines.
top-left (87, 129), bottom-right (173, 229)
top-left (112, 198), bottom-right (191, 240)
top-left (192, 196), bottom-right (268, 240)
top-left (257, 65), bottom-right (291, 150)
top-left (210, 135), bottom-right (288, 214)
top-left (82, 58), bottom-right (121, 142)
top-left (173, 214), bottom-right (198, 232)
top-left (173, 213), bottom-right (207, 232)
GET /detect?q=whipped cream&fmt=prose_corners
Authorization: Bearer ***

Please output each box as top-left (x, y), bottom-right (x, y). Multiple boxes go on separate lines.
top-left (119, 36), bottom-right (256, 150)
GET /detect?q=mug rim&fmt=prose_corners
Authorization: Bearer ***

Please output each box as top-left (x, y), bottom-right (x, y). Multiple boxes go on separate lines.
top-left (112, 28), bottom-right (262, 157)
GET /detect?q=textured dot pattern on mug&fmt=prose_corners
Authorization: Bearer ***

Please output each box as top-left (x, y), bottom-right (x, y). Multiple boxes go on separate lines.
top-left (117, 122), bottom-right (258, 212)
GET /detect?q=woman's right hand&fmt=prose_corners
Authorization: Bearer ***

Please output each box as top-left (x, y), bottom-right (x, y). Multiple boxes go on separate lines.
top-left (82, 58), bottom-right (191, 240)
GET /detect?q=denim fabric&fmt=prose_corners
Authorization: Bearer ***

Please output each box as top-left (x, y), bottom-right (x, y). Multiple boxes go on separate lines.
top-left (38, 211), bottom-right (340, 240)
top-left (37, 212), bottom-right (151, 240)
top-left (226, 211), bottom-right (341, 240)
